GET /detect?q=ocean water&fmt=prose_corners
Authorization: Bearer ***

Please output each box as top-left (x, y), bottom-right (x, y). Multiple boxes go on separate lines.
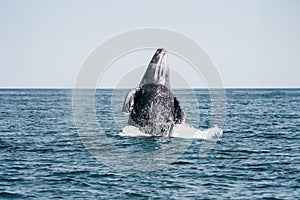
top-left (0, 89), bottom-right (299, 199)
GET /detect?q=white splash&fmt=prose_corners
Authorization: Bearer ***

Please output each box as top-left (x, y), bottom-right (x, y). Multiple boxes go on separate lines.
top-left (120, 126), bottom-right (152, 137)
top-left (119, 123), bottom-right (223, 140)
top-left (171, 124), bottom-right (223, 140)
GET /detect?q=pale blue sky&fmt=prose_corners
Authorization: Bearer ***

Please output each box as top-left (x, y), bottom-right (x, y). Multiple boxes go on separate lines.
top-left (0, 0), bottom-right (299, 88)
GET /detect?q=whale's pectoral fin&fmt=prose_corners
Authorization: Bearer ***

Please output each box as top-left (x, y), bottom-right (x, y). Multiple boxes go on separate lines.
top-left (122, 87), bottom-right (141, 114)
top-left (174, 97), bottom-right (185, 124)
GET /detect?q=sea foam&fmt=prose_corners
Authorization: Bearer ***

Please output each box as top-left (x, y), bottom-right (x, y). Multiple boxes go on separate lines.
top-left (120, 123), bottom-right (223, 140)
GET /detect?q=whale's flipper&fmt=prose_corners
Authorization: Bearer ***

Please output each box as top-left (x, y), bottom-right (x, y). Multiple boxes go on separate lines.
top-left (122, 87), bottom-right (141, 114)
top-left (174, 97), bottom-right (185, 124)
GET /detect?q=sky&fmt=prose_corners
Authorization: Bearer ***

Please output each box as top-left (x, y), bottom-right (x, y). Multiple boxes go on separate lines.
top-left (0, 0), bottom-right (299, 88)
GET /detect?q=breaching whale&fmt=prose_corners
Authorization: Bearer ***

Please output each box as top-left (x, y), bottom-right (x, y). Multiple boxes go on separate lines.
top-left (122, 48), bottom-right (185, 137)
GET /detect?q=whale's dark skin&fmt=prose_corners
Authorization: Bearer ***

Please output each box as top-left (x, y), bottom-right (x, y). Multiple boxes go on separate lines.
top-left (122, 48), bottom-right (185, 137)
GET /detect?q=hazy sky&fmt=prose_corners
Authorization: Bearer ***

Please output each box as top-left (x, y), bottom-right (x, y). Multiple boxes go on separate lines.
top-left (0, 0), bottom-right (299, 88)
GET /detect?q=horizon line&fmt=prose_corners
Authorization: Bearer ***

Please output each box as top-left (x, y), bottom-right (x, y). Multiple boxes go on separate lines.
top-left (0, 87), bottom-right (299, 89)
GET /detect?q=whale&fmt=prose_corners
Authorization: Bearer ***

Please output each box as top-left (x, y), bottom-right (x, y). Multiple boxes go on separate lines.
top-left (122, 48), bottom-right (185, 137)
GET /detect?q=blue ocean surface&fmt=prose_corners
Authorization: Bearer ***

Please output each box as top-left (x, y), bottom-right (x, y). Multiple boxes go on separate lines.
top-left (0, 89), bottom-right (299, 199)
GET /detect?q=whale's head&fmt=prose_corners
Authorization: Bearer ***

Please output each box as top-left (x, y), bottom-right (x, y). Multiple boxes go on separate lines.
top-left (139, 48), bottom-right (170, 88)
